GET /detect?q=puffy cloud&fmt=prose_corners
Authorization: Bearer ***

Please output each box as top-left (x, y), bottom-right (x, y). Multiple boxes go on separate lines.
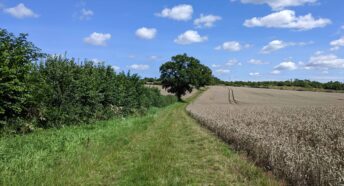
top-left (211, 64), bottom-right (221, 68)
top-left (306, 54), bottom-right (344, 69)
top-left (244, 10), bottom-right (331, 31)
top-left (225, 59), bottom-right (239, 66)
top-left (84, 32), bottom-right (111, 46)
top-left (248, 59), bottom-right (269, 65)
top-left (273, 61), bottom-right (298, 71)
top-left (148, 55), bottom-right (160, 61)
top-left (261, 40), bottom-right (287, 53)
top-left (4, 3), bottom-right (38, 19)
top-left (216, 69), bottom-right (231, 74)
top-left (271, 70), bottom-right (281, 74)
top-left (174, 30), bottom-right (207, 45)
top-left (261, 40), bottom-right (311, 54)
top-left (90, 58), bottom-right (103, 64)
top-left (79, 8), bottom-right (94, 20)
top-left (249, 72), bottom-right (261, 76)
top-left (135, 27), bottom-right (157, 40)
top-left (240, 0), bottom-right (317, 10)
top-left (330, 37), bottom-right (344, 51)
top-left (128, 64), bottom-right (149, 70)
top-left (194, 14), bottom-right (222, 28)
top-left (156, 4), bottom-right (193, 21)
top-left (111, 65), bottom-right (120, 71)
top-left (215, 41), bottom-right (249, 52)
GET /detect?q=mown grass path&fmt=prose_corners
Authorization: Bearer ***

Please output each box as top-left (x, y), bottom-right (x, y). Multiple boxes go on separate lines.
top-left (1, 91), bottom-right (279, 185)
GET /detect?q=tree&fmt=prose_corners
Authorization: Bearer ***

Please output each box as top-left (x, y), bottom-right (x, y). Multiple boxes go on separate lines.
top-left (159, 54), bottom-right (212, 101)
top-left (0, 29), bottom-right (43, 124)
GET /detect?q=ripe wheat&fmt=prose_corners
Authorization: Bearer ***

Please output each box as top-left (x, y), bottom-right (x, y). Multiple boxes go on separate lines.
top-left (187, 86), bottom-right (344, 186)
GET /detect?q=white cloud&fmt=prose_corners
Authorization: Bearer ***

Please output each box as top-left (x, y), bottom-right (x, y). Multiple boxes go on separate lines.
top-left (240, 0), bottom-right (317, 10)
top-left (4, 3), bottom-right (38, 19)
top-left (248, 59), bottom-right (269, 65)
top-left (135, 27), bottom-right (157, 40)
top-left (249, 72), bottom-right (261, 76)
top-left (306, 54), bottom-right (344, 69)
top-left (330, 37), bottom-right (344, 51)
top-left (261, 40), bottom-right (311, 54)
top-left (174, 30), bottom-right (207, 45)
top-left (111, 65), bottom-right (120, 71)
top-left (216, 69), bottom-right (231, 74)
top-left (244, 10), bottom-right (331, 31)
top-left (84, 32), bottom-right (111, 46)
top-left (128, 55), bottom-right (136, 59)
top-left (212, 64), bottom-right (221, 68)
top-left (226, 59), bottom-right (239, 66)
top-left (271, 70), bottom-right (281, 74)
top-left (79, 8), bottom-right (94, 20)
top-left (274, 61), bottom-right (298, 71)
top-left (156, 4), bottom-right (193, 21)
top-left (314, 50), bottom-right (324, 55)
top-left (261, 40), bottom-right (287, 53)
top-left (148, 55), bottom-right (160, 61)
top-left (129, 64), bottom-right (149, 70)
top-left (215, 41), bottom-right (249, 52)
top-left (194, 14), bottom-right (222, 28)
top-left (90, 58), bottom-right (103, 64)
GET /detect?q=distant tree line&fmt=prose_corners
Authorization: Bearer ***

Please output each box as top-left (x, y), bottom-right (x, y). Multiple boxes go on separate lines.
top-left (144, 76), bottom-right (344, 91)
top-left (143, 75), bottom-right (220, 86)
top-left (212, 79), bottom-right (344, 91)
top-left (0, 28), bottom-right (176, 133)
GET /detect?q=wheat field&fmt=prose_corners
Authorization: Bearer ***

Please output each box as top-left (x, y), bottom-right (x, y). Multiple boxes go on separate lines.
top-left (187, 86), bottom-right (344, 186)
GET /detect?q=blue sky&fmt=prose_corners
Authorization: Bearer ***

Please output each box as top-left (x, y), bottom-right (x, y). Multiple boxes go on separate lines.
top-left (1, 0), bottom-right (344, 82)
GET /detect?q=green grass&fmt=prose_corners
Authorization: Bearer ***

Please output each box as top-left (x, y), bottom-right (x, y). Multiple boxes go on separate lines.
top-left (0, 91), bottom-right (280, 185)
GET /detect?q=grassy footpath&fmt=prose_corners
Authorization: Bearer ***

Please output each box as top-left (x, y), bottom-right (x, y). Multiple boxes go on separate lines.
top-left (0, 91), bottom-right (279, 185)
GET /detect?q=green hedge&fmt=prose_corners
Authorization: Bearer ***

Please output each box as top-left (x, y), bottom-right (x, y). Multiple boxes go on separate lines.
top-left (0, 29), bottom-right (177, 134)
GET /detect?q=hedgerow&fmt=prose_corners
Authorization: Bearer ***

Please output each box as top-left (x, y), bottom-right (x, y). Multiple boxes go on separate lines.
top-left (0, 28), bottom-right (177, 133)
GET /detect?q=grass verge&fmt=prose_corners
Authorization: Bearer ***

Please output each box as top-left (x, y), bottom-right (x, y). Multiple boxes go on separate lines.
top-left (0, 90), bottom-right (279, 185)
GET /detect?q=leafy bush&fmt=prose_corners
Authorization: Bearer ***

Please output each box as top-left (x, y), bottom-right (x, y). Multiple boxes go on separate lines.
top-left (26, 56), bottom-right (176, 130)
top-left (0, 28), bottom-right (44, 131)
top-left (0, 29), bottom-right (176, 133)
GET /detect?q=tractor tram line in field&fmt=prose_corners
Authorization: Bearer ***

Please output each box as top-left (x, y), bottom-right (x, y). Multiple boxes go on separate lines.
top-left (228, 87), bottom-right (238, 105)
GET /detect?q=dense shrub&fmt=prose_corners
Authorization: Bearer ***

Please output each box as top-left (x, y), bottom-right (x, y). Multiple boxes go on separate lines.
top-left (0, 29), bottom-right (43, 129)
top-left (0, 29), bottom-right (176, 133)
top-left (141, 87), bottom-right (177, 108)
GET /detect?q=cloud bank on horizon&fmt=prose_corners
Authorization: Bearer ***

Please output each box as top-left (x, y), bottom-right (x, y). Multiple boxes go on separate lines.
top-left (1, 0), bottom-right (343, 82)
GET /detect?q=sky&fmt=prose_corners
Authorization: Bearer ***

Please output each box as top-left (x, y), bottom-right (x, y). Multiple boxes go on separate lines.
top-left (1, 0), bottom-right (344, 82)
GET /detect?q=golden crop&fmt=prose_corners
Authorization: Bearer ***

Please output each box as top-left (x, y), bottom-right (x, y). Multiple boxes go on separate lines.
top-left (187, 86), bottom-right (344, 186)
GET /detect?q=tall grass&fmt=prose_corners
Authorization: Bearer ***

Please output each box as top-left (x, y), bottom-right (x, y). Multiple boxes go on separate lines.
top-left (0, 108), bottom-right (159, 185)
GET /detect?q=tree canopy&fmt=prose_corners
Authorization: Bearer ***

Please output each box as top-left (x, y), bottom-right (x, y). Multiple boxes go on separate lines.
top-left (159, 54), bottom-right (212, 100)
